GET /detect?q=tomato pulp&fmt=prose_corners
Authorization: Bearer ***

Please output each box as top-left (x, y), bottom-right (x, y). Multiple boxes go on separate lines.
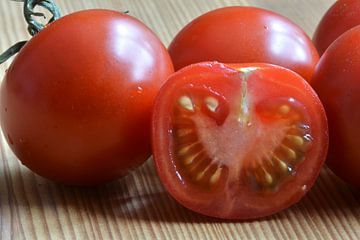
top-left (0, 10), bottom-right (174, 185)
top-left (312, 26), bottom-right (360, 187)
top-left (152, 62), bottom-right (328, 219)
top-left (169, 7), bottom-right (319, 82)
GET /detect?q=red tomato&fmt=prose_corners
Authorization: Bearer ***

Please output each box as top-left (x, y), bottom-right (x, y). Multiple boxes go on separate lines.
top-left (312, 26), bottom-right (360, 187)
top-left (0, 10), bottom-right (173, 185)
top-left (313, 0), bottom-right (360, 56)
top-left (168, 7), bottom-right (319, 82)
top-left (152, 62), bottom-right (328, 219)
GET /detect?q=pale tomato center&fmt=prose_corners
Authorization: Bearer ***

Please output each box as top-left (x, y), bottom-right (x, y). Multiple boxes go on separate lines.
top-left (171, 68), bottom-right (313, 192)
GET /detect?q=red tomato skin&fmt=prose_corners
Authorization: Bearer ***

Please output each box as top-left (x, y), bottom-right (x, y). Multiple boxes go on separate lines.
top-left (168, 7), bottom-right (319, 82)
top-left (0, 10), bottom-right (173, 185)
top-left (313, 0), bottom-right (360, 56)
top-left (152, 62), bottom-right (328, 219)
top-left (312, 26), bottom-right (360, 187)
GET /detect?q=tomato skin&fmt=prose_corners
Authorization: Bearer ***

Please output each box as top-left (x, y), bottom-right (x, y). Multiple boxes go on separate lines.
top-left (312, 26), bottom-right (360, 187)
top-left (152, 62), bottom-right (328, 219)
top-left (168, 7), bottom-right (319, 82)
top-left (313, 0), bottom-right (360, 56)
top-left (0, 10), bottom-right (173, 185)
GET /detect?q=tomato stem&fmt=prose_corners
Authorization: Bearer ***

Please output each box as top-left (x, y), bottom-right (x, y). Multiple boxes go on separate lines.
top-left (0, 0), bottom-right (61, 64)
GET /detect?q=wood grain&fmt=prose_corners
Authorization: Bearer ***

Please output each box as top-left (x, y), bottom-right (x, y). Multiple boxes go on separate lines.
top-left (2, 0), bottom-right (360, 239)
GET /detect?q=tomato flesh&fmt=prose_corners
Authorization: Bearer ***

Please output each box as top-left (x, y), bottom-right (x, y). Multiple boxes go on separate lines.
top-left (152, 62), bottom-right (328, 219)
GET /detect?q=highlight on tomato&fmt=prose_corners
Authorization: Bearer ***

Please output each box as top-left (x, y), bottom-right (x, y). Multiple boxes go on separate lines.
top-left (168, 6), bottom-right (319, 82)
top-left (152, 62), bottom-right (328, 219)
top-left (313, 0), bottom-right (360, 56)
top-left (312, 26), bottom-right (360, 187)
top-left (0, 7), bottom-right (173, 185)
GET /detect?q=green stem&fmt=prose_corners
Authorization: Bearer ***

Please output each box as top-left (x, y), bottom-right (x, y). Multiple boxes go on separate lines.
top-left (0, 41), bottom-right (27, 64)
top-left (0, 0), bottom-right (61, 64)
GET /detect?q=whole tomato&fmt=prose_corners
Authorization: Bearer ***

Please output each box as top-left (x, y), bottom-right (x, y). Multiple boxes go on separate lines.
top-left (168, 7), bottom-right (319, 82)
top-left (152, 62), bottom-right (328, 219)
top-left (0, 10), bottom-right (173, 185)
top-left (312, 26), bottom-right (360, 187)
top-left (313, 0), bottom-right (360, 55)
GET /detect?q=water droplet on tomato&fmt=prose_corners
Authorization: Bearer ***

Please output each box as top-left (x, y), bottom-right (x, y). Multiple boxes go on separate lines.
top-left (175, 170), bottom-right (185, 185)
top-left (137, 86), bottom-right (143, 94)
top-left (304, 134), bottom-right (313, 142)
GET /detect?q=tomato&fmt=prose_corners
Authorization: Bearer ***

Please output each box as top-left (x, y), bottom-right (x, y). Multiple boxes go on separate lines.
top-left (313, 0), bottom-right (360, 56)
top-left (0, 10), bottom-right (174, 185)
top-left (152, 62), bottom-right (328, 219)
top-left (168, 7), bottom-right (319, 82)
top-left (312, 26), bottom-right (360, 187)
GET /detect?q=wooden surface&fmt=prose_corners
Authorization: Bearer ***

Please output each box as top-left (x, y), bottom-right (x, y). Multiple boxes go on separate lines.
top-left (2, 0), bottom-right (360, 239)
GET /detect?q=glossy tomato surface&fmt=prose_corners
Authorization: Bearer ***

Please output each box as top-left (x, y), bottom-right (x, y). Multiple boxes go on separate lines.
top-left (152, 62), bottom-right (328, 219)
top-left (312, 26), bottom-right (360, 187)
top-left (168, 7), bottom-right (319, 82)
top-left (313, 0), bottom-right (360, 55)
top-left (0, 10), bottom-right (173, 185)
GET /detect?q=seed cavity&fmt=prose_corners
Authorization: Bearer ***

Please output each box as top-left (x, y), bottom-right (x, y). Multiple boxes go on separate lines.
top-left (279, 105), bottom-right (290, 114)
top-left (273, 156), bottom-right (289, 173)
top-left (281, 145), bottom-right (297, 159)
top-left (184, 150), bottom-right (203, 165)
top-left (178, 95), bottom-right (194, 112)
top-left (286, 135), bottom-right (304, 146)
top-left (178, 142), bottom-right (199, 155)
top-left (205, 97), bottom-right (219, 112)
top-left (176, 128), bottom-right (194, 137)
top-left (196, 164), bottom-right (211, 181)
top-left (244, 103), bottom-right (313, 190)
top-left (209, 167), bottom-right (222, 185)
top-left (264, 170), bottom-right (273, 185)
top-left (253, 167), bottom-right (273, 187)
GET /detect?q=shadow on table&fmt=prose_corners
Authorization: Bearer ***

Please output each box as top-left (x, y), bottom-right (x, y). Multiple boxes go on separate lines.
top-left (106, 166), bottom-right (360, 224)
top-left (1, 157), bottom-right (360, 224)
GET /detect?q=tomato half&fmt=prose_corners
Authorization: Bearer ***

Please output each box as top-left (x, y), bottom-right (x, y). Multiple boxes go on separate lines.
top-left (0, 10), bottom-right (174, 185)
top-left (152, 62), bottom-right (328, 219)
top-left (312, 26), bottom-right (360, 187)
top-left (313, 0), bottom-right (360, 56)
top-left (168, 7), bottom-right (319, 82)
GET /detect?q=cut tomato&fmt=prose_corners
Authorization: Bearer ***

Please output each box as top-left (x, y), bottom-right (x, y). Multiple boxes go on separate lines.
top-left (152, 62), bottom-right (328, 219)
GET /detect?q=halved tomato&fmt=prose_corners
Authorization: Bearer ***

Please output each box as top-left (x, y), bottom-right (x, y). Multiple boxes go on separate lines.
top-left (152, 62), bottom-right (328, 219)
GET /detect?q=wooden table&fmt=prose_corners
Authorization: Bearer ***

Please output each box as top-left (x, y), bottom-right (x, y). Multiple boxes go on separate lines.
top-left (1, 0), bottom-right (359, 239)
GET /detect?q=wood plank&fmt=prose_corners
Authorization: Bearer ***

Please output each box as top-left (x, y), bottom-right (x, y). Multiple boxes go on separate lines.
top-left (2, 0), bottom-right (359, 239)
